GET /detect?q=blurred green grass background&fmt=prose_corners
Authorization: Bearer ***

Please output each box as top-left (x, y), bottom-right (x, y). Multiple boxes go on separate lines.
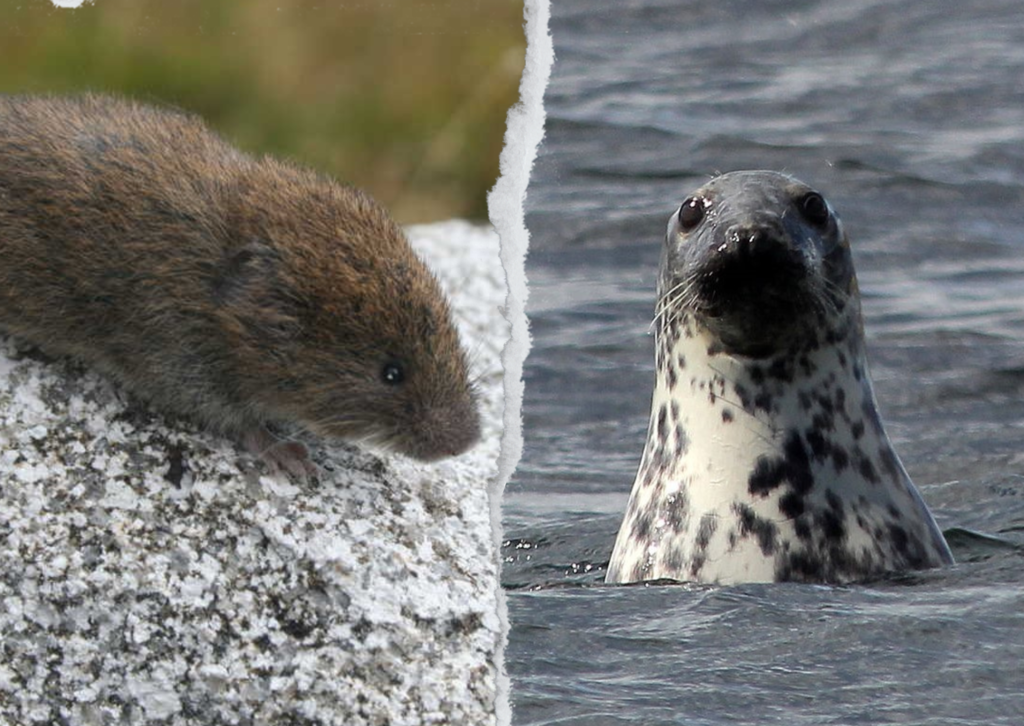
top-left (0, 0), bottom-right (525, 223)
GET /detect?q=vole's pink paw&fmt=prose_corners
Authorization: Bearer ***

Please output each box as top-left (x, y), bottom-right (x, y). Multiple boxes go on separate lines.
top-left (242, 427), bottom-right (321, 480)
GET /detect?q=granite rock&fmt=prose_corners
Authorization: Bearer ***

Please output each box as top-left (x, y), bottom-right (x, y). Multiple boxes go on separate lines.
top-left (0, 221), bottom-right (506, 726)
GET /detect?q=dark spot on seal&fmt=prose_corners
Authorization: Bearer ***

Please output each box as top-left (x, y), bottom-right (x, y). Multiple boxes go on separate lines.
top-left (819, 490), bottom-right (846, 542)
top-left (665, 545), bottom-right (686, 573)
top-left (805, 429), bottom-right (830, 461)
top-left (879, 446), bottom-right (900, 483)
top-left (631, 511), bottom-right (654, 542)
top-left (830, 444), bottom-right (850, 472)
top-left (749, 455), bottom-right (784, 496)
top-left (748, 431), bottom-right (813, 497)
top-left (834, 387), bottom-right (846, 413)
top-left (793, 516), bottom-right (812, 541)
top-left (674, 424), bottom-right (689, 456)
top-left (734, 383), bottom-right (752, 410)
top-left (887, 523), bottom-right (913, 561)
top-left (780, 491), bottom-right (806, 520)
top-left (768, 358), bottom-right (794, 382)
top-left (721, 408), bottom-right (734, 423)
top-left (733, 503), bottom-right (777, 556)
top-left (664, 492), bottom-right (689, 532)
top-left (857, 455), bottom-right (880, 485)
top-left (811, 409), bottom-right (834, 432)
top-left (695, 513), bottom-right (717, 551)
top-left (777, 551), bottom-right (824, 582)
top-left (689, 553), bottom-right (706, 579)
top-left (754, 391), bottom-right (773, 412)
top-left (648, 444), bottom-right (670, 477)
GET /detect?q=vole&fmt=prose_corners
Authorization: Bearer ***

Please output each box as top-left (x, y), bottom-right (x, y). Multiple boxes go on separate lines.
top-left (0, 94), bottom-right (480, 475)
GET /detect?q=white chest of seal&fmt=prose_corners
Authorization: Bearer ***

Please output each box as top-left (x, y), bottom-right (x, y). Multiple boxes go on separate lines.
top-left (606, 171), bottom-right (953, 585)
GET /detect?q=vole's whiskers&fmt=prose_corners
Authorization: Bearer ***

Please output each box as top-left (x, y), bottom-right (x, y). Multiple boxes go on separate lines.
top-left (304, 411), bottom-right (382, 437)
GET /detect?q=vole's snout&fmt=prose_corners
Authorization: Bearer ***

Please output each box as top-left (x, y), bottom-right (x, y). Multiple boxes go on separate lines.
top-left (405, 397), bottom-right (481, 462)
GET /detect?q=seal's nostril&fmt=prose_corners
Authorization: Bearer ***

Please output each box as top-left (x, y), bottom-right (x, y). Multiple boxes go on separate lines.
top-left (725, 226), bottom-right (776, 258)
top-left (746, 228), bottom-right (769, 252)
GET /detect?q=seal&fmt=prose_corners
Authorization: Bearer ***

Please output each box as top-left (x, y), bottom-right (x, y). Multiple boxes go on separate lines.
top-left (605, 171), bottom-right (954, 585)
top-left (0, 94), bottom-right (480, 475)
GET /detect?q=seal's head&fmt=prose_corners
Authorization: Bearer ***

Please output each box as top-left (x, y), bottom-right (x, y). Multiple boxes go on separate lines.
top-left (606, 170), bottom-right (954, 585)
top-left (660, 171), bottom-right (857, 358)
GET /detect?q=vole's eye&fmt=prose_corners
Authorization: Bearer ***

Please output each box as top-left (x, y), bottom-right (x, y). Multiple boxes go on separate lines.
top-left (678, 196), bottom-right (706, 232)
top-left (381, 361), bottom-right (405, 385)
top-left (798, 191), bottom-right (830, 227)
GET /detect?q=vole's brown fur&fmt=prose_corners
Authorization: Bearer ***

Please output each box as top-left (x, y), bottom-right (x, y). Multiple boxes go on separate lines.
top-left (0, 94), bottom-right (480, 468)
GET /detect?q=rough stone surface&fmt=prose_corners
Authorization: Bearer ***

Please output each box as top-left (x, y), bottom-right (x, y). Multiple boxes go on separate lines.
top-left (0, 220), bottom-right (506, 726)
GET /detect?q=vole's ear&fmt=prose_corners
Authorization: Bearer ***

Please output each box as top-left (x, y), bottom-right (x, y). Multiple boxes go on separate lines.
top-left (212, 240), bottom-right (301, 343)
top-left (212, 240), bottom-right (280, 306)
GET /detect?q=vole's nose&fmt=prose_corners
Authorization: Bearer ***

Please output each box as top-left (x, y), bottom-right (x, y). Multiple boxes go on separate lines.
top-left (405, 397), bottom-right (481, 462)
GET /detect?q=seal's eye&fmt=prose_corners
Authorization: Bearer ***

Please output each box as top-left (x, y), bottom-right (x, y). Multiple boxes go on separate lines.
top-left (798, 192), bottom-right (830, 227)
top-left (381, 361), bottom-right (405, 385)
top-left (678, 196), bottom-right (706, 232)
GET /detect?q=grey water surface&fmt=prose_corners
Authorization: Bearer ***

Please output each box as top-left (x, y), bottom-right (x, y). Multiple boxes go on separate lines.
top-left (503, 1), bottom-right (1024, 723)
